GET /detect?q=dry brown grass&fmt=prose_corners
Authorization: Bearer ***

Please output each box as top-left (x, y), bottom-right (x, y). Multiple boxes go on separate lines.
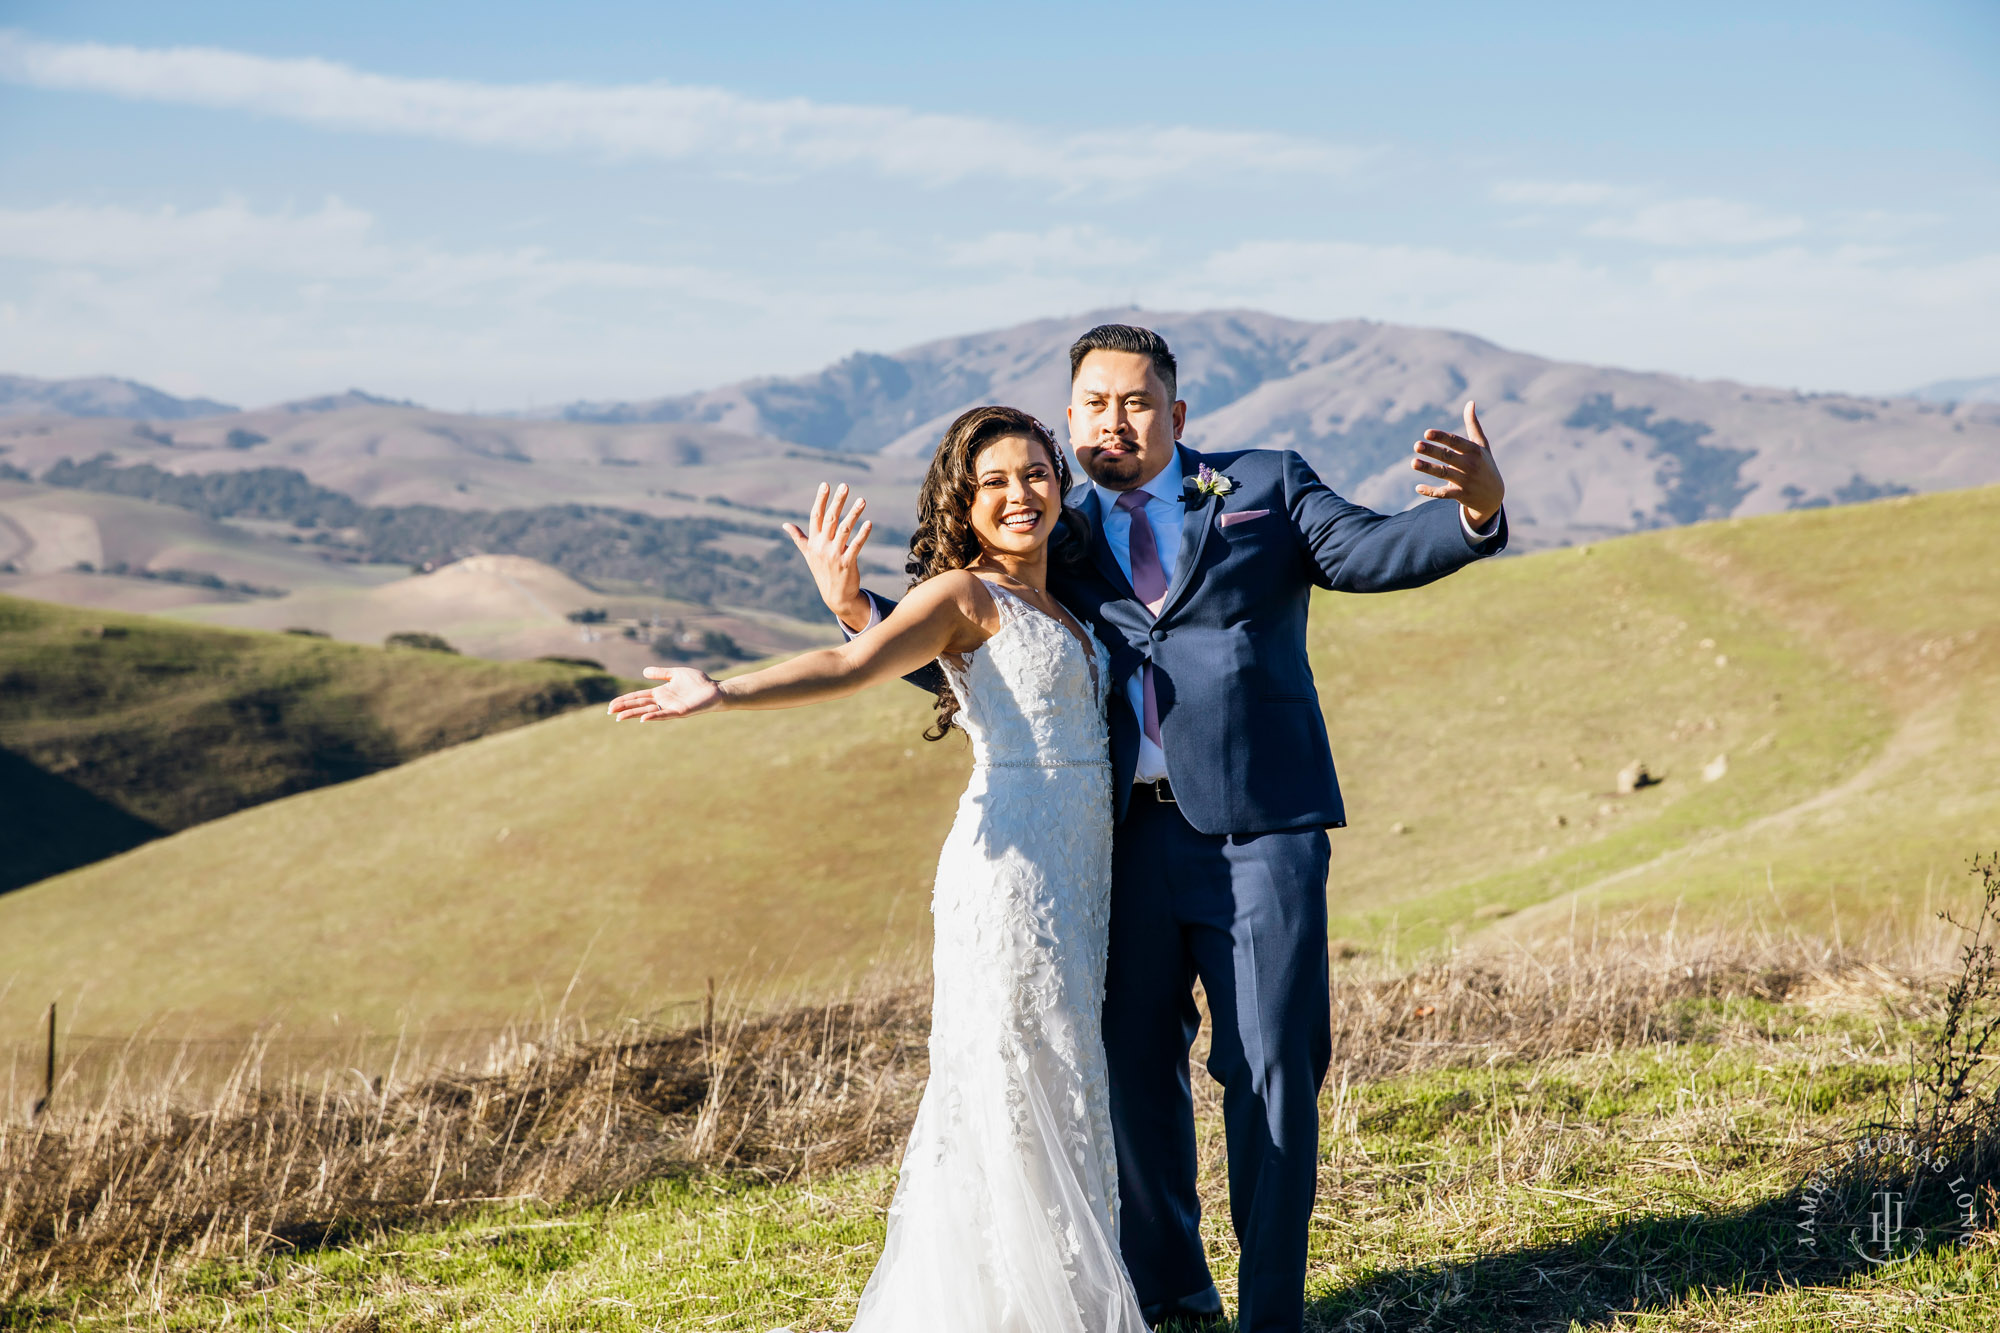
top-left (1322, 928), bottom-right (1945, 1084)
top-left (0, 927), bottom-right (1967, 1310)
top-left (0, 985), bottom-right (928, 1302)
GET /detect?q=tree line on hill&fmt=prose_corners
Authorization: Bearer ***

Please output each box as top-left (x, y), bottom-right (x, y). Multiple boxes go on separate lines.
top-left (32, 455), bottom-right (830, 621)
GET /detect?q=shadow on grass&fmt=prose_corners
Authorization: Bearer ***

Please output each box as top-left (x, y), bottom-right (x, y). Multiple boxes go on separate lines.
top-left (1304, 1177), bottom-right (1978, 1332)
top-left (0, 745), bottom-right (161, 893)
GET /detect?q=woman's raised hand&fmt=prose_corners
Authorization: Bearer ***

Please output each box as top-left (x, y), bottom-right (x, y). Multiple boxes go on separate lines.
top-left (782, 482), bottom-right (875, 632)
top-left (607, 667), bottom-right (726, 722)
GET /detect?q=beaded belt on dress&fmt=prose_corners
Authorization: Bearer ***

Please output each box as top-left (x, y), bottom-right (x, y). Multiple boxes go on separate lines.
top-left (974, 758), bottom-right (1110, 769)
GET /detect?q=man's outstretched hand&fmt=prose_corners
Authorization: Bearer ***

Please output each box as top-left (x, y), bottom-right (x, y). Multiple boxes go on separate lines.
top-left (782, 482), bottom-right (875, 633)
top-left (1413, 401), bottom-right (1506, 530)
top-left (607, 667), bottom-right (725, 722)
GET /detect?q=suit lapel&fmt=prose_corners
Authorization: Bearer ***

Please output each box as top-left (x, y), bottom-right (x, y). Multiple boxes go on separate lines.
top-left (1158, 444), bottom-right (1216, 621)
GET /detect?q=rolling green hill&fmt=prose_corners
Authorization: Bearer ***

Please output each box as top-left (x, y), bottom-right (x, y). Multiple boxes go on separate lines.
top-left (0, 593), bottom-right (626, 892)
top-left (0, 488), bottom-right (1992, 1042)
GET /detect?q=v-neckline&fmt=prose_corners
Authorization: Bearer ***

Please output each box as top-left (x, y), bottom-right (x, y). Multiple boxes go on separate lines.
top-left (975, 578), bottom-right (1101, 699)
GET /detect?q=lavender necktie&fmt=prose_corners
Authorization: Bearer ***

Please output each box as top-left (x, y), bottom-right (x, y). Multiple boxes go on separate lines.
top-left (1117, 490), bottom-right (1168, 747)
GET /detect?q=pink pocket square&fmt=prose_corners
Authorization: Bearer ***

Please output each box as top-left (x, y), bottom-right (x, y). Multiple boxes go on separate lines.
top-left (1217, 509), bottom-right (1271, 529)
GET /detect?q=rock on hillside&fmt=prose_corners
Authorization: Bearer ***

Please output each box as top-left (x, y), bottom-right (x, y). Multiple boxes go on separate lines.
top-left (551, 308), bottom-right (2000, 550)
top-left (0, 373), bottom-right (236, 421)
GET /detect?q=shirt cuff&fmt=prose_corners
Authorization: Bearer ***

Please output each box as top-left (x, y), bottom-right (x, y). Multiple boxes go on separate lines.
top-left (841, 597), bottom-right (883, 639)
top-left (1460, 505), bottom-right (1501, 542)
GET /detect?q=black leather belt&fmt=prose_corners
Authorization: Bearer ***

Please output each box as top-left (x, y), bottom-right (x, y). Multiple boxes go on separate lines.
top-left (1132, 777), bottom-right (1176, 805)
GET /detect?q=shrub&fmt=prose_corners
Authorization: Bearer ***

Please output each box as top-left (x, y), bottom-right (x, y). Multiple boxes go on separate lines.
top-left (1906, 853), bottom-right (2000, 1162)
top-left (384, 632), bottom-right (458, 654)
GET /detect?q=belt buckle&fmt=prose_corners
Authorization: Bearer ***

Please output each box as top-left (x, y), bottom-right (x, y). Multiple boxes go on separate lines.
top-left (1151, 777), bottom-right (1175, 805)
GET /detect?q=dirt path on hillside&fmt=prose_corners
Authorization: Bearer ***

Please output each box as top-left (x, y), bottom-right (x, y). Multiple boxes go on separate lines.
top-left (0, 510), bottom-right (30, 567)
top-left (495, 568), bottom-right (564, 622)
top-left (0, 502), bottom-right (101, 575)
top-left (1496, 529), bottom-right (1962, 937)
top-left (1503, 700), bottom-right (1952, 932)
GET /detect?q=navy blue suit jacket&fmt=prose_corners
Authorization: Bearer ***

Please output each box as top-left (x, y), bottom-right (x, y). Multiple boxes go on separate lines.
top-left (867, 443), bottom-right (1505, 836)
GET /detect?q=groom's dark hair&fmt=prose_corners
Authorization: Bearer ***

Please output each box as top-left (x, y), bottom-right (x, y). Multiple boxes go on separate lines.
top-left (1068, 324), bottom-right (1178, 403)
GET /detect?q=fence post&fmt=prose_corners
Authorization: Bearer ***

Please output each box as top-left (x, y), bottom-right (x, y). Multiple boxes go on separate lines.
top-left (31, 1002), bottom-right (54, 1118)
top-left (704, 976), bottom-right (715, 1042)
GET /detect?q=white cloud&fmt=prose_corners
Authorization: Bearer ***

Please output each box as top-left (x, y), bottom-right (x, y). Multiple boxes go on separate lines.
top-left (1491, 181), bottom-right (1637, 208)
top-left (0, 30), bottom-right (1370, 191)
top-left (945, 226), bottom-right (1160, 270)
top-left (1584, 198), bottom-right (1805, 247)
top-left (0, 197), bottom-right (379, 273)
top-left (0, 197), bottom-right (1140, 404)
top-left (3, 196), bottom-right (1994, 409)
top-left (1180, 237), bottom-right (2000, 392)
top-left (0, 197), bottom-right (804, 405)
top-left (1824, 208), bottom-right (1947, 242)
top-left (1494, 179), bottom-right (1806, 247)
top-left (0, 197), bottom-right (761, 301)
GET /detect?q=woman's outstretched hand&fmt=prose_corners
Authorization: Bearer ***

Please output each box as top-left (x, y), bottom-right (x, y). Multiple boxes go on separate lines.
top-left (607, 667), bottom-right (726, 722)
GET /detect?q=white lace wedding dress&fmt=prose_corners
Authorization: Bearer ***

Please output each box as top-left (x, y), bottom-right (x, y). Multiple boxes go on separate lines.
top-left (847, 581), bottom-right (1147, 1332)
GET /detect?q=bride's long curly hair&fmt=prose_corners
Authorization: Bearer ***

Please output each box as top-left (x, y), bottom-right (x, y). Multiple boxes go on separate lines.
top-left (907, 405), bottom-right (1083, 741)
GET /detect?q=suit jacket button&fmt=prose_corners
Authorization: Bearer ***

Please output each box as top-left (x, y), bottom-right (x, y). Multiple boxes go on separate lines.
top-left (1150, 628), bottom-right (1166, 641)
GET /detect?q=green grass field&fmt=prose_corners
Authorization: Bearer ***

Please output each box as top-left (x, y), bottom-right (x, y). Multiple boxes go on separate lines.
top-left (0, 593), bottom-right (626, 893)
top-left (0, 488), bottom-right (1993, 1045)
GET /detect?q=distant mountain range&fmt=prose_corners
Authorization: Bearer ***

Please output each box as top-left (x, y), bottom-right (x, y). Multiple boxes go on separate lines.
top-left (6, 309), bottom-right (1999, 555)
top-left (0, 373), bottom-right (236, 421)
top-left (542, 308), bottom-right (2000, 546)
top-left (1907, 374), bottom-right (2000, 406)
top-left (277, 388), bottom-right (423, 414)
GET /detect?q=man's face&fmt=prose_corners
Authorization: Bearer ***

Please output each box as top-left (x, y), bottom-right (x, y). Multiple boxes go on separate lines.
top-left (1067, 350), bottom-right (1186, 491)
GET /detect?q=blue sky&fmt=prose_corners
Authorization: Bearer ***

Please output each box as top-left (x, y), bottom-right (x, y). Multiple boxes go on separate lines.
top-left (0, 1), bottom-right (1994, 409)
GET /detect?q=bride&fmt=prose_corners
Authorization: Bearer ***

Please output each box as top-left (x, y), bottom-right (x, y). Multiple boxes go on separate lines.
top-left (608, 405), bottom-right (1148, 1331)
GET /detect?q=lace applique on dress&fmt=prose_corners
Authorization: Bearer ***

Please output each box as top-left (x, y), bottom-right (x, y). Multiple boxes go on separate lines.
top-left (848, 579), bottom-right (1142, 1332)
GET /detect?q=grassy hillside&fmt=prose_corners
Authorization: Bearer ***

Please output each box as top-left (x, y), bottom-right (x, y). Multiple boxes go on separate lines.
top-left (0, 479), bottom-right (839, 670)
top-left (0, 593), bottom-right (626, 892)
top-left (1313, 487), bottom-right (1997, 953)
top-left (167, 552), bottom-right (836, 678)
top-left (0, 487), bottom-right (1992, 1041)
top-left (0, 480), bottom-right (408, 608)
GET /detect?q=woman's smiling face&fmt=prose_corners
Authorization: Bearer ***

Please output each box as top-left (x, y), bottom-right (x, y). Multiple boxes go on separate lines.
top-left (966, 432), bottom-right (1063, 561)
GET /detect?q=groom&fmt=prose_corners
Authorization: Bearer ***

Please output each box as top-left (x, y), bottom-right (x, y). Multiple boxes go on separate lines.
top-left (790, 324), bottom-right (1506, 1332)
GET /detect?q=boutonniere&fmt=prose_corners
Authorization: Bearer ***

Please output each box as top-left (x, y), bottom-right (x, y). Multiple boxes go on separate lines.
top-left (1188, 464), bottom-right (1236, 499)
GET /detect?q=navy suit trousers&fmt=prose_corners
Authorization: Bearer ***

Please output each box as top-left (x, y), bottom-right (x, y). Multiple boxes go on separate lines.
top-left (1103, 795), bottom-right (1331, 1333)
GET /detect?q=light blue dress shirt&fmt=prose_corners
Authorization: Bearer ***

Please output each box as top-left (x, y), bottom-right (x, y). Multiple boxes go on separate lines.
top-left (1091, 450), bottom-right (1185, 784)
